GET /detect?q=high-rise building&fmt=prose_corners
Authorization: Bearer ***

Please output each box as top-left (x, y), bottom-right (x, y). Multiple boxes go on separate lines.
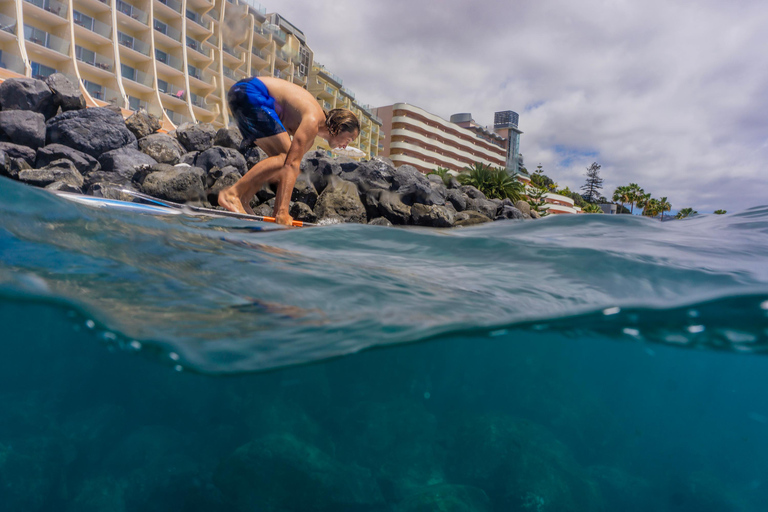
top-left (0, 0), bottom-right (312, 130)
top-left (375, 103), bottom-right (507, 174)
top-left (493, 110), bottom-right (523, 174)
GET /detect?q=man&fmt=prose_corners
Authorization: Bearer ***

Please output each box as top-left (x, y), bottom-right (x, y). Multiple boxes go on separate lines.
top-left (218, 76), bottom-right (360, 225)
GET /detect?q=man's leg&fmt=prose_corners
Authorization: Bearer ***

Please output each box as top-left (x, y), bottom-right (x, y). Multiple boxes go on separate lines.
top-left (218, 132), bottom-right (291, 215)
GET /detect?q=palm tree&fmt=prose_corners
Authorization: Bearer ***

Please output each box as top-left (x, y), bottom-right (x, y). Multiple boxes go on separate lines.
top-left (675, 207), bottom-right (697, 219)
top-left (637, 193), bottom-right (653, 215)
top-left (628, 183), bottom-right (644, 214)
top-left (582, 203), bottom-right (604, 213)
top-left (657, 197), bottom-right (672, 221)
top-left (643, 198), bottom-right (660, 217)
top-left (612, 185), bottom-right (630, 212)
top-left (714, 209), bottom-right (727, 215)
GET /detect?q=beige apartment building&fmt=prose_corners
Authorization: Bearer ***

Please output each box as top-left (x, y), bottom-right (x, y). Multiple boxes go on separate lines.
top-left (307, 62), bottom-right (382, 160)
top-left (0, 0), bottom-right (311, 130)
top-left (374, 103), bottom-right (508, 174)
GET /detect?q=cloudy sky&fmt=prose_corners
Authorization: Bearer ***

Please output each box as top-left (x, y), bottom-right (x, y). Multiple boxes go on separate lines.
top-left (278, 0), bottom-right (768, 213)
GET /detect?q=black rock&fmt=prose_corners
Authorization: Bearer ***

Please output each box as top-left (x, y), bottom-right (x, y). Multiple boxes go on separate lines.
top-left (18, 159), bottom-right (84, 189)
top-left (392, 165), bottom-right (446, 206)
top-left (0, 110), bottom-right (46, 150)
top-left (140, 164), bottom-right (206, 202)
top-left (2, 155), bottom-right (32, 179)
top-left (214, 126), bottom-right (243, 150)
top-left (0, 149), bottom-right (9, 177)
top-left (446, 189), bottom-right (467, 211)
top-left (179, 151), bottom-right (198, 166)
top-left (0, 77), bottom-right (57, 119)
top-left (290, 201), bottom-right (317, 223)
top-left (45, 180), bottom-right (83, 193)
top-left (460, 185), bottom-right (486, 199)
top-left (36, 144), bottom-right (100, 175)
top-left (196, 146), bottom-right (247, 175)
top-left (338, 157), bottom-right (395, 194)
top-left (207, 165), bottom-right (242, 198)
top-left (313, 178), bottom-right (367, 224)
top-left (138, 133), bottom-right (186, 164)
top-left (124, 109), bottom-right (162, 139)
top-left (496, 205), bottom-right (525, 220)
top-left (291, 173), bottom-right (318, 209)
top-left (46, 107), bottom-right (138, 158)
top-left (243, 145), bottom-right (267, 169)
top-left (411, 203), bottom-right (455, 227)
top-left (45, 73), bottom-right (86, 112)
top-left (362, 188), bottom-right (412, 225)
top-left (368, 217), bottom-right (393, 226)
top-left (87, 182), bottom-right (139, 201)
top-left (175, 122), bottom-right (217, 152)
top-left (98, 147), bottom-right (158, 182)
top-left (300, 150), bottom-right (343, 193)
top-left (0, 142), bottom-right (36, 165)
top-left (466, 197), bottom-right (498, 219)
top-left (255, 183), bottom-right (276, 203)
top-left (454, 211), bottom-right (492, 227)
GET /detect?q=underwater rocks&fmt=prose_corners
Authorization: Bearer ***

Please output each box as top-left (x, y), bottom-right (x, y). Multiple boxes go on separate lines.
top-left (0, 75), bottom-right (535, 227)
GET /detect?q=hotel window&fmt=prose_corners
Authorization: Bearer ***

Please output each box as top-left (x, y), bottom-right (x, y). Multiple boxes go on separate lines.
top-left (73, 10), bottom-right (94, 30)
top-left (30, 61), bottom-right (56, 78)
top-left (155, 49), bottom-right (168, 64)
top-left (157, 78), bottom-right (169, 93)
top-left (83, 79), bottom-right (103, 99)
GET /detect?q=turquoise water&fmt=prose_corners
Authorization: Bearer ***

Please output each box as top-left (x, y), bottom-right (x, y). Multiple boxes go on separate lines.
top-left (1, 177), bottom-right (767, 511)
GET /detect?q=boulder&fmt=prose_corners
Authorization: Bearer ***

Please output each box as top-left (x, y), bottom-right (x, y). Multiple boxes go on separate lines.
top-left (0, 142), bottom-right (36, 165)
top-left (291, 173), bottom-right (318, 209)
top-left (0, 150), bottom-right (9, 178)
top-left (515, 199), bottom-right (531, 216)
top-left (2, 154), bottom-right (32, 179)
top-left (214, 433), bottom-right (384, 512)
top-left (447, 415), bottom-right (604, 512)
top-left (18, 159), bottom-right (84, 189)
top-left (45, 73), bottom-right (86, 112)
top-left (175, 122), bottom-right (217, 152)
top-left (362, 188), bottom-right (412, 225)
top-left (36, 144), bottom-right (100, 175)
top-left (243, 145), bottom-right (267, 169)
top-left (300, 150), bottom-right (343, 193)
top-left (256, 183), bottom-right (276, 204)
top-left (531, 210), bottom-right (541, 219)
top-left (411, 203), bottom-right (455, 227)
top-left (454, 211), bottom-right (493, 227)
top-left (45, 181), bottom-right (82, 194)
top-left (368, 217), bottom-right (393, 226)
top-left (207, 165), bottom-right (242, 198)
top-left (290, 201), bottom-right (317, 223)
top-left (392, 164), bottom-right (446, 205)
top-left (87, 182), bottom-right (139, 201)
top-left (460, 185), bottom-right (486, 200)
top-left (140, 163), bottom-right (206, 202)
top-left (0, 77), bottom-right (57, 119)
top-left (447, 176), bottom-right (462, 189)
top-left (124, 109), bottom-right (162, 139)
top-left (196, 146), bottom-right (247, 176)
top-left (0, 110), bottom-right (46, 149)
top-left (399, 485), bottom-right (492, 512)
top-left (46, 107), bottom-right (138, 158)
top-left (214, 126), bottom-right (243, 149)
top-left (496, 205), bottom-right (525, 220)
top-left (466, 197), bottom-right (499, 219)
top-left (98, 147), bottom-right (158, 182)
top-left (446, 189), bottom-right (467, 211)
top-left (313, 177), bottom-right (367, 224)
top-left (138, 133), bottom-right (186, 164)
top-left (337, 157), bottom-right (394, 193)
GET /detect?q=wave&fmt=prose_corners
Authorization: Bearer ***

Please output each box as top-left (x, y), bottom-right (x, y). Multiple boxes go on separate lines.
top-left (2, 178), bottom-right (767, 373)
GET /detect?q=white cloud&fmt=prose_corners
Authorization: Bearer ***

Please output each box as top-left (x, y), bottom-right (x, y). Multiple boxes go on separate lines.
top-left (278, 0), bottom-right (768, 212)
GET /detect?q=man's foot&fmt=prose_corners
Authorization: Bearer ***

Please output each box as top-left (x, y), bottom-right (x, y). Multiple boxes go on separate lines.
top-left (218, 187), bottom-right (247, 214)
top-left (274, 212), bottom-right (295, 226)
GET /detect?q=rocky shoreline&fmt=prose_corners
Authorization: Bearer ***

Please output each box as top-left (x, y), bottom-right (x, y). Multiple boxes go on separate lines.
top-left (0, 75), bottom-right (532, 228)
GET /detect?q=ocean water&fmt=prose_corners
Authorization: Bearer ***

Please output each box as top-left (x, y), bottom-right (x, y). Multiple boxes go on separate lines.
top-left (1, 177), bottom-right (767, 511)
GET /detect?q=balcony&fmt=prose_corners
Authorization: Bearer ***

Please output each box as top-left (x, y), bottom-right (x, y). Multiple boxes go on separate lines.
top-left (222, 44), bottom-right (240, 58)
top-left (223, 66), bottom-right (236, 80)
top-left (165, 108), bottom-right (189, 126)
top-left (73, 11), bottom-right (112, 40)
top-left (157, 79), bottom-right (186, 100)
top-left (241, 0), bottom-right (267, 16)
top-left (187, 64), bottom-right (203, 80)
top-left (75, 45), bottom-right (113, 72)
top-left (121, 64), bottom-right (153, 88)
top-left (118, 32), bottom-right (150, 56)
top-left (116, 0), bottom-right (149, 25)
top-left (190, 92), bottom-right (207, 109)
top-left (0, 51), bottom-right (26, 74)
top-left (157, 0), bottom-right (182, 14)
top-left (155, 49), bottom-right (183, 71)
top-left (315, 63), bottom-right (342, 86)
top-left (23, 0), bottom-right (67, 20)
top-left (186, 38), bottom-right (211, 58)
top-left (0, 13), bottom-right (17, 36)
top-left (341, 87), bottom-right (355, 99)
top-left (24, 25), bottom-right (70, 57)
top-left (154, 20), bottom-right (181, 43)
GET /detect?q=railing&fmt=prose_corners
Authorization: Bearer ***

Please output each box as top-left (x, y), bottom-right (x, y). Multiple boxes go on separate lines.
top-left (315, 63), bottom-right (342, 85)
top-left (207, 34), bottom-right (218, 46)
top-left (24, 25), bottom-right (70, 55)
top-left (128, 95), bottom-right (148, 111)
top-left (73, 11), bottom-right (112, 39)
top-left (323, 101), bottom-right (332, 110)
top-left (341, 87), bottom-right (355, 99)
top-left (121, 64), bottom-right (153, 87)
top-left (165, 109), bottom-right (189, 126)
top-left (23, 0), bottom-right (67, 19)
top-left (222, 44), bottom-right (240, 58)
top-left (223, 66), bottom-right (235, 80)
top-left (190, 92), bottom-right (206, 108)
top-left (325, 85), bottom-right (335, 96)
top-left (116, 0), bottom-right (148, 25)
top-left (0, 51), bottom-right (25, 74)
top-left (158, 0), bottom-right (182, 14)
top-left (242, 0), bottom-right (267, 16)
top-left (0, 13), bottom-right (16, 35)
top-left (154, 20), bottom-right (181, 42)
top-left (76, 46), bottom-right (113, 71)
top-left (155, 50), bottom-right (183, 71)
top-left (118, 31), bottom-right (150, 56)
top-left (207, 8), bottom-right (219, 21)
top-left (188, 64), bottom-right (203, 80)
top-left (158, 79), bottom-right (185, 99)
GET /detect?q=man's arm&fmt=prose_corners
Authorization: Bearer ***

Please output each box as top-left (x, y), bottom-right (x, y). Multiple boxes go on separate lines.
top-left (272, 118), bottom-right (320, 224)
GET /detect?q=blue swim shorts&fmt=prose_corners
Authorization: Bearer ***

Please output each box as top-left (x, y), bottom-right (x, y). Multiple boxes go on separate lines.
top-left (227, 77), bottom-right (286, 147)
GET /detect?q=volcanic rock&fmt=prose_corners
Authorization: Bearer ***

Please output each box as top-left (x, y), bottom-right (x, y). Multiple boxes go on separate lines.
top-left (46, 107), bottom-right (137, 158)
top-left (0, 110), bottom-right (46, 150)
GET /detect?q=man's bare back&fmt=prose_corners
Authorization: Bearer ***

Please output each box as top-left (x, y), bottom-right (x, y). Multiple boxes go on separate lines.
top-left (257, 77), bottom-right (325, 136)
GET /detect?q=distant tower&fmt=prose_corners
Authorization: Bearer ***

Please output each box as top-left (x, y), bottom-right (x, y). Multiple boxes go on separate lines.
top-left (494, 111), bottom-right (523, 174)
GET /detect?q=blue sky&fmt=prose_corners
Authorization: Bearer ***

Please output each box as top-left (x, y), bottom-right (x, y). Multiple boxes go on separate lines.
top-left (278, 0), bottom-right (768, 213)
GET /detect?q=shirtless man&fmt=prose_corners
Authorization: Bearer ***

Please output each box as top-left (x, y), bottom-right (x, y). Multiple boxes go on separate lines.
top-left (218, 77), bottom-right (360, 225)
